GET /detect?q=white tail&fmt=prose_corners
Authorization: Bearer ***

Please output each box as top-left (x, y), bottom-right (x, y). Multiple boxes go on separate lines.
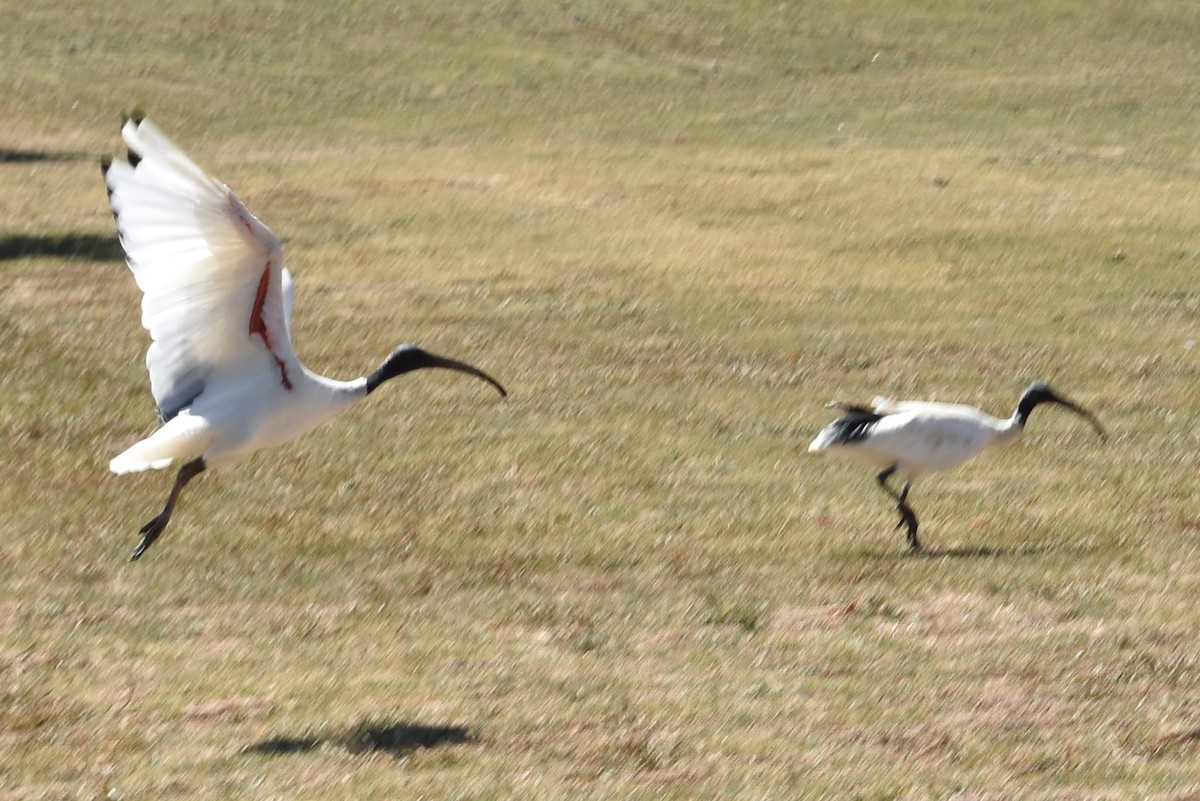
top-left (110, 415), bottom-right (213, 474)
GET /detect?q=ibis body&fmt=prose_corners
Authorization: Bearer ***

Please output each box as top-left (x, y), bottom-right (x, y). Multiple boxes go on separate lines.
top-left (103, 117), bottom-right (506, 560)
top-left (808, 381), bottom-right (1105, 550)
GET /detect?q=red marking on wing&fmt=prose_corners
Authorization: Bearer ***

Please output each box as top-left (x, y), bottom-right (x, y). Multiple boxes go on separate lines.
top-left (249, 261), bottom-right (293, 390)
top-left (271, 354), bottom-right (293, 390)
top-left (231, 193), bottom-right (256, 236)
top-left (249, 264), bottom-right (272, 341)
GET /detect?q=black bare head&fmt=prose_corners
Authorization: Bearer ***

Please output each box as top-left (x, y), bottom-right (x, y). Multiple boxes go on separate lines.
top-left (1015, 381), bottom-right (1106, 439)
top-left (365, 345), bottom-right (507, 397)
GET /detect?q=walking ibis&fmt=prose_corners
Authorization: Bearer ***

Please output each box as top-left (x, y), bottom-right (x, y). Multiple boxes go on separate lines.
top-left (808, 381), bottom-right (1106, 550)
top-left (102, 116), bottom-right (506, 560)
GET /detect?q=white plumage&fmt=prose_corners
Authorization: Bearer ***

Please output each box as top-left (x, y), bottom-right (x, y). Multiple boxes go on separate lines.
top-left (103, 116), bottom-right (506, 560)
top-left (809, 381), bottom-right (1105, 550)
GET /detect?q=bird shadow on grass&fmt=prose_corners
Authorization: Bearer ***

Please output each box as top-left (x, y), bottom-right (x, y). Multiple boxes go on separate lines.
top-left (240, 719), bottom-right (473, 758)
top-left (0, 148), bottom-right (92, 164)
top-left (1150, 727), bottom-right (1200, 758)
top-left (0, 233), bottom-right (123, 262)
top-left (873, 540), bottom-right (1101, 561)
top-left (908, 543), bottom-right (1055, 559)
top-left (843, 540), bottom-right (1073, 561)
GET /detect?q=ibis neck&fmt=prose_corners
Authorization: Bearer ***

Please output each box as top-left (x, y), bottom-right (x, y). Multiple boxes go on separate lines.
top-left (990, 399), bottom-right (1040, 448)
top-left (992, 416), bottom-right (1026, 447)
top-left (1015, 395), bottom-right (1040, 428)
top-left (298, 366), bottom-right (369, 404)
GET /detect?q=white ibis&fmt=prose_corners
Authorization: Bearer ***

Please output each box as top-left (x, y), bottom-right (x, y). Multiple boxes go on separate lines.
top-left (102, 116), bottom-right (506, 560)
top-left (808, 381), bottom-right (1106, 550)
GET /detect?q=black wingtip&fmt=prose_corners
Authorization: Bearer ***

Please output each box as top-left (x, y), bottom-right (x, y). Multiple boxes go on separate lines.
top-left (120, 111), bottom-right (145, 167)
top-left (822, 408), bottom-right (885, 446)
top-left (825, 400), bottom-right (876, 415)
top-left (100, 155), bottom-right (116, 201)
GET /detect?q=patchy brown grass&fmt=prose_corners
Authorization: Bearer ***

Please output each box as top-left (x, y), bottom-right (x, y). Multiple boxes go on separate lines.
top-left (5, 0), bottom-right (1200, 798)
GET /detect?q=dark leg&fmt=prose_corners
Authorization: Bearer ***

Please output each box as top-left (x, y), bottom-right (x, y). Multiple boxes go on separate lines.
top-left (130, 458), bottom-right (206, 561)
top-left (875, 467), bottom-right (921, 551)
top-left (875, 465), bottom-right (899, 496)
top-left (896, 480), bottom-right (920, 551)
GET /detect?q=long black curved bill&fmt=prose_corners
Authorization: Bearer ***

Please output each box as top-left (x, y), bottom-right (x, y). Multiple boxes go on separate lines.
top-left (367, 346), bottom-right (508, 397)
top-left (421, 353), bottom-right (507, 397)
top-left (1052, 396), bottom-right (1106, 440)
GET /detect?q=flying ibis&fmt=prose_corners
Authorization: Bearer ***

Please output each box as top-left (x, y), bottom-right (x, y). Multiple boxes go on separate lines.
top-left (102, 116), bottom-right (506, 560)
top-left (808, 381), bottom-right (1106, 551)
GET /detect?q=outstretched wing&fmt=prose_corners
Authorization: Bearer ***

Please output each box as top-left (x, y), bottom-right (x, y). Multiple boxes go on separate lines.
top-left (103, 117), bottom-right (297, 422)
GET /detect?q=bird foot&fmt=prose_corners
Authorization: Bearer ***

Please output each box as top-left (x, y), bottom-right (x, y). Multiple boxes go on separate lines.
top-left (894, 507), bottom-right (920, 551)
top-left (130, 515), bottom-right (168, 561)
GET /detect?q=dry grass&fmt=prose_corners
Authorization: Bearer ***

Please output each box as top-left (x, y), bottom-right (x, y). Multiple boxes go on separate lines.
top-left (3, 1), bottom-right (1200, 798)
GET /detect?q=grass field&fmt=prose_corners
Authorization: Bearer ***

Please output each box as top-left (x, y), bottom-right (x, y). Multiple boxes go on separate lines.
top-left (3, 1), bottom-right (1200, 798)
